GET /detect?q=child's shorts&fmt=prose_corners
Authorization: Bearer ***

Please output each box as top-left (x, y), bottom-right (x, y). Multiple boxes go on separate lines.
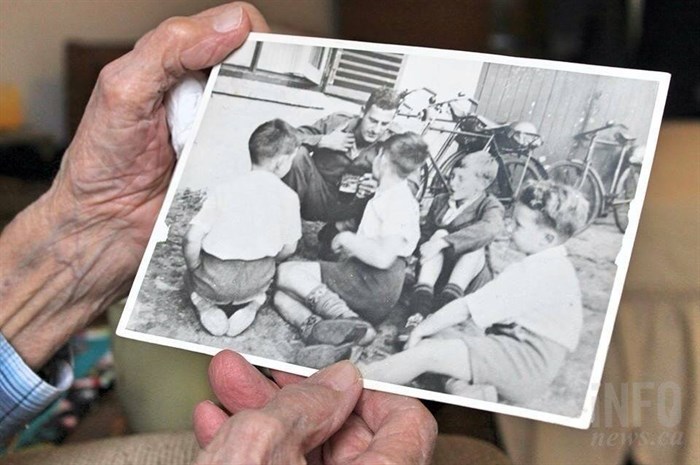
top-left (320, 257), bottom-right (407, 325)
top-left (435, 322), bottom-right (568, 405)
top-left (187, 250), bottom-right (275, 305)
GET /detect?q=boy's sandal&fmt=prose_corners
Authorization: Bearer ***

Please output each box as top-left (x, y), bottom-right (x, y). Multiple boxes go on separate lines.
top-left (295, 342), bottom-right (354, 369)
top-left (307, 318), bottom-right (374, 346)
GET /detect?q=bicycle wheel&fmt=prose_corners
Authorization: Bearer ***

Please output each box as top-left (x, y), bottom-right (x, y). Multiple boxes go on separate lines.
top-left (548, 160), bottom-right (603, 228)
top-left (500, 156), bottom-right (548, 201)
top-left (613, 164), bottom-right (640, 233)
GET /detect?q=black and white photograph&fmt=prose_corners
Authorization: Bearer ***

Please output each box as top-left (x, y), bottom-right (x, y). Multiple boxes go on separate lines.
top-left (117, 33), bottom-right (669, 428)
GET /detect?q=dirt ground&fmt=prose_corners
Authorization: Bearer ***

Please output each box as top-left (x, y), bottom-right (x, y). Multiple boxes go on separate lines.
top-left (127, 188), bottom-right (621, 418)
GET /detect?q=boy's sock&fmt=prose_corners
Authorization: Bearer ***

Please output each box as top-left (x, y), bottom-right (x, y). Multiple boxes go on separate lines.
top-left (436, 283), bottom-right (464, 309)
top-left (306, 284), bottom-right (357, 319)
top-left (409, 284), bottom-right (434, 317)
top-left (190, 292), bottom-right (228, 336)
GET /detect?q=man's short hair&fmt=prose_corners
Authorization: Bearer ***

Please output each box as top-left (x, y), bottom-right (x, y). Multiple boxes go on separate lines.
top-left (249, 119), bottom-right (299, 165)
top-left (364, 87), bottom-right (402, 112)
top-left (517, 180), bottom-right (590, 239)
top-left (454, 150), bottom-right (498, 185)
top-left (382, 132), bottom-right (429, 178)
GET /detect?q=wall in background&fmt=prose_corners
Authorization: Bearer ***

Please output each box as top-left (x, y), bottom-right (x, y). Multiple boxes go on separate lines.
top-left (0, 0), bottom-right (334, 143)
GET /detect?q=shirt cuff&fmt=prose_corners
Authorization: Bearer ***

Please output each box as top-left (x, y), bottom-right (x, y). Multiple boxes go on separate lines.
top-left (0, 331), bottom-right (73, 442)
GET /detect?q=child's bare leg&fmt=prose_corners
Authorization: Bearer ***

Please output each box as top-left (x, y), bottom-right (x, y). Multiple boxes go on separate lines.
top-left (437, 248), bottom-right (486, 308)
top-left (276, 261), bottom-right (323, 298)
top-left (274, 290), bottom-right (374, 345)
top-left (226, 293), bottom-right (266, 337)
top-left (447, 248), bottom-right (486, 289)
top-left (416, 252), bottom-right (444, 287)
top-left (359, 338), bottom-right (472, 385)
top-left (410, 251), bottom-right (444, 316)
top-left (273, 290), bottom-right (314, 329)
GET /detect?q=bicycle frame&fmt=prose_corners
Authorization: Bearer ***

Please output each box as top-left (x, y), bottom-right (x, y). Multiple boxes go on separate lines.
top-left (577, 125), bottom-right (635, 208)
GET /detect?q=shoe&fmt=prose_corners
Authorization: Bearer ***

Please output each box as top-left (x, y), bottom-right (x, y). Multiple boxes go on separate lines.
top-left (307, 318), bottom-right (373, 345)
top-left (295, 343), bottom-right (354, 369)
top-left (191, 292), bottom-right (228, 336)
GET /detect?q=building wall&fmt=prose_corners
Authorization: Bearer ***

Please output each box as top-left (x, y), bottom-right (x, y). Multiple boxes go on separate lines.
top-left (0, 0), bottom-right (334, 143)
top-left (474, 63), bottom-right (659, 180)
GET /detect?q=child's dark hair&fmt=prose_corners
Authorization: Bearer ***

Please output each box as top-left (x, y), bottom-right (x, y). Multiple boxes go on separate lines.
top-left (517, 180), bottom-right (590, 239)
top-left (249, 119), bottom-right (299, 165)
top-left (381, 132), bottom-right (429, 178)
top-left (364, 87), bottom-right (402, 111)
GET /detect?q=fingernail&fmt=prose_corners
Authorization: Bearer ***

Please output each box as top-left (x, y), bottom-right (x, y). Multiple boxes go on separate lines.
top-left (317, 361), bottom-right (360, 391)
top-left (213, 5), bottom-right (243, 33)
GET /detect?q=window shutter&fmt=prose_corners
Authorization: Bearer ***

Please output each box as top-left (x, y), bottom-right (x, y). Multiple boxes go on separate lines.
top-left (323, 50), bottom-right (405, 103)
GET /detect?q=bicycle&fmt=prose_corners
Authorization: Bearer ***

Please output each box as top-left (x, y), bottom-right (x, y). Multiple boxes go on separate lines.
top-left (398, 88), bottom-right (548, 208)
top-left (547, 121), bottom-right (642, 233)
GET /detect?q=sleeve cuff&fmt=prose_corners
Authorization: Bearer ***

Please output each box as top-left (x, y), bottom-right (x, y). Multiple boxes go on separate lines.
top-left (0, 331), bottom-right (73, 441)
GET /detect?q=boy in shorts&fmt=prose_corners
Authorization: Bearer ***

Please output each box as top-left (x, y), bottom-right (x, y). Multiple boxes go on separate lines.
top-left (183, 119), bottom-right (302, 337)
top-left (273, 132), bottom-right (429, 366)
top-left (410, 150), bottom-right (505, 317)
top-left (360, 180), bottom-right (589, 404)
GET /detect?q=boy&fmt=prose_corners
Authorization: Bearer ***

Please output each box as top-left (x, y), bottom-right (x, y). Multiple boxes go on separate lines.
top-left (410, 150), bottom-right (505, 317)
top-left (182, 119), bottom-right (302, 337)
top-left (360, 181), bottom-right (589, 404)
top-left (274, 132), bottom-right (430, 366)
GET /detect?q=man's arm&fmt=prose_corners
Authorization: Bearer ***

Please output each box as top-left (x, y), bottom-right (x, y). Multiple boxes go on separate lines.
top-left (332, 232), bottom-right (405, 269)
top-left (297, 114), bottom-right (355, 153)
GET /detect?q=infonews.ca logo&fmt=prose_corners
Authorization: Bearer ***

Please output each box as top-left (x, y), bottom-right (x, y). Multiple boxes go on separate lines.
top-left (589, 381), bottom-right (684, 447)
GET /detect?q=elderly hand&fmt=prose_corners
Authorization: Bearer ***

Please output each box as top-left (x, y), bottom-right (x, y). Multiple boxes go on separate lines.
top-left (0, 2), bottom-right (268, 369)
top-left (193, 351), bottom-right (437, 464)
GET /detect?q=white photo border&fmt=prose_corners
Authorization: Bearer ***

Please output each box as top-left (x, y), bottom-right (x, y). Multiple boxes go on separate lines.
top-left (117, 32), bottom-right (671, 430)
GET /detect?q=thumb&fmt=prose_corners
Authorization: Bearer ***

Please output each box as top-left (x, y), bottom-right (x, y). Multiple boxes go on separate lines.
top-left (93, 2), bottom-right (268, 119)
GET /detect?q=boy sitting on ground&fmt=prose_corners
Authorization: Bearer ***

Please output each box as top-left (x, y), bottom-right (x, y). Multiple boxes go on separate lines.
top-left (410, 150), bottom-right (505, 318)
top-left (274, 132), bottom-right (430, 367)
top-left (361, 181), bottom-right (589, 404)
top-left (182, 119), bottom-right (302, 337)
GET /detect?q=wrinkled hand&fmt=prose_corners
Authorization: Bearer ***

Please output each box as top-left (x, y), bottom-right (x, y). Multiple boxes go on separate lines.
top-left (355, 173), bottom-right (378, 199)
top-left (0, 2), bottom-right (269, 370)
top-left (194, 351), bottom-right (437, 464)
top-left (56, 2), bottom-right (267, 262)
top-left (318, 129), bottom-right (355, 152)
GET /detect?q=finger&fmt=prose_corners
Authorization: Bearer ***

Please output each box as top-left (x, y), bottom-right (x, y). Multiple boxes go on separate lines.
top-left (322, 414), bottom-right (374, 464)
top-left (261, 362), bottom-right (363, 454)
top-left (94, 2), bottom-right (267, 119)
top-left (208, 350), bottom-right (279, 413)
top-left (270, 369), bottom-right (304, 386)
top-left (199, 361), bottom-right (363, 463)
top-left (193, 400), bottom-right (229, 447)
top-left (352, 390), bottom-right (437, 464)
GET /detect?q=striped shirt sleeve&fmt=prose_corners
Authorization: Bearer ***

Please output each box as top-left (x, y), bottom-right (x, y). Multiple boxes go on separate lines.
top-left (0, 332), bottom-right (73, 442)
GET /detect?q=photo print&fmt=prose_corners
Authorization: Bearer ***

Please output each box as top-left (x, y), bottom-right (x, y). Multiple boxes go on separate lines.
top-left (118, 33), bottom-right (669, 428)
